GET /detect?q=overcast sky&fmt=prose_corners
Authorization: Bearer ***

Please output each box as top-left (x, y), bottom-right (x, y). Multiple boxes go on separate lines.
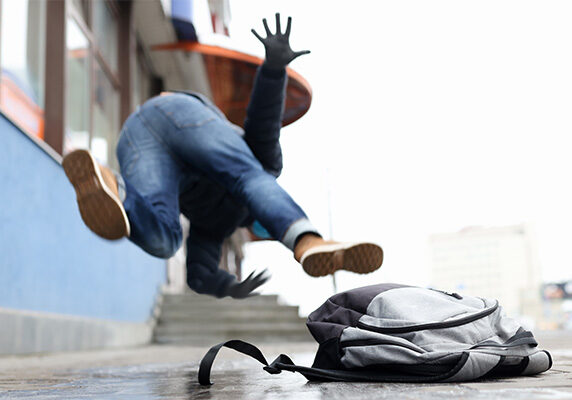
top-left (225, 0), bottom-right (572, 314)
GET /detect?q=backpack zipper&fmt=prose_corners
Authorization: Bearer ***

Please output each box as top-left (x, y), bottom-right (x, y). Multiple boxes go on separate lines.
top-left (357, 301), bottom-right (498, 334)
top-left (429, 288), bottom-right (463, 299)
top-left (339, 338), bottom-right (425, 353)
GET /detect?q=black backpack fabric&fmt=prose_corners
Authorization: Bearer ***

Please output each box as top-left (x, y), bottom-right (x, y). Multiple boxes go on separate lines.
top-left (199, 283), bottom-right (552, 385)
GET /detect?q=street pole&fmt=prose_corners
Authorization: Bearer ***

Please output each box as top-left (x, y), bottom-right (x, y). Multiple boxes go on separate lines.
top-left (326, 167), bottom-right (337, 294)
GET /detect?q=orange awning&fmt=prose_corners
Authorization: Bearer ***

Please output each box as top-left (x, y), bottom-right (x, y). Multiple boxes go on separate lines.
top-left (153, 41), bottom-right (312, 127)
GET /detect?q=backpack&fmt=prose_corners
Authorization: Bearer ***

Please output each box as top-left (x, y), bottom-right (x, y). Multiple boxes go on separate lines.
top-left (199, 283), bottom-right (552, 385)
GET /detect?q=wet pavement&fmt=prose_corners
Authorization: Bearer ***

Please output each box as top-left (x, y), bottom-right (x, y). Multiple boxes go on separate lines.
top-left (1, 332), bottom-right (572, 399)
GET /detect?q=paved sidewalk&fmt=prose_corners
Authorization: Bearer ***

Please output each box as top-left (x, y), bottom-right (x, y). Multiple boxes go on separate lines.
top-left (0, 331), bottom-right (571, 399)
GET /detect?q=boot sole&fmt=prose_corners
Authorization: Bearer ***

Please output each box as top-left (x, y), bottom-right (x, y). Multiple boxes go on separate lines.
top-left (62, 149), bottom-right (130, 240)
top-left (301, 243), bottom-right (383, 277)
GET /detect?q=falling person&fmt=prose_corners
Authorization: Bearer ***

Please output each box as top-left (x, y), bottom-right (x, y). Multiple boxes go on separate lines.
top-left (62, 14), bottom-right (383, 298)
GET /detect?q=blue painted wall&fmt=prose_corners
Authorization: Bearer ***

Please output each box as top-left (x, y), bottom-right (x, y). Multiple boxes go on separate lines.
top-left (0, 114), bottom-right (166, 323)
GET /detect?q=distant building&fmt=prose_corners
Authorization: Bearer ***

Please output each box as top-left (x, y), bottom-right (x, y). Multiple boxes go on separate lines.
top-left (428, 224), bottom-right (542, 321)
top-left (540, 281), bottom-right (572, 330)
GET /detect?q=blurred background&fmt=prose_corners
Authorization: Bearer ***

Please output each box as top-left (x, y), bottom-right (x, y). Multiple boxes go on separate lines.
top-left (1, 0), bottom-right (571, 356)
top-left (233, 0), bottom-right (572, 327)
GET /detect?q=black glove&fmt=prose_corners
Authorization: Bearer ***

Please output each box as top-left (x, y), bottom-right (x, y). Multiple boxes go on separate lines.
top-left (223, 269), bottom-right (271, 299)
top-left (251, 13), bottom-right (310, 70)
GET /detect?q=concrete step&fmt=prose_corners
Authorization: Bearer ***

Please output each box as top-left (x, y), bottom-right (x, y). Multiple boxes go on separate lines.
top-left (158, 307), bottom-right (302, 323)
top-left (161, 293), bottom-right (280, 307)
top-left (154, 292), bottom-right (308, 345)
top-left (154, 331), bottom-right (313, 346)
top-left (154, 322), bottom-right (313, 345)
top-left (155, 321), bottom-right (308, 336)
top-left (160, 302), bottom-right (296, 314)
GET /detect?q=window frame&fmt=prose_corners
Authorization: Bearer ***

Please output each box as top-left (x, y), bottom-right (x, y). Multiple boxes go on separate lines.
top-left (0, 0), bottom-right (48, 142)
top-left (67, 0), bottom-right (122, 159)
top-left (2, 0), bottom-right (136, 158)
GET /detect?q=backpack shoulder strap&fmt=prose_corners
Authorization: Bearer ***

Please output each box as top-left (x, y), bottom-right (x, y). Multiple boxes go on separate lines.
top-left (198, 340), bottom-right (294, 385)
top-left (198, 339), bottom-right (358, 385)
top-left (198, 340), bottom-right (548, 384)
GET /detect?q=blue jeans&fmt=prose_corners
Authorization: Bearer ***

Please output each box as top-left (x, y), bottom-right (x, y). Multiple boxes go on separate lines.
top-left (116, 93), bottom-right (317, 295)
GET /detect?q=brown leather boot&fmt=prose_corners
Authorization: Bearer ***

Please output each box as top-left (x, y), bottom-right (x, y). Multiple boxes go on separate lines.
top-left (63, 149), bottom-right (130, 240)
top-left (294, 233), bottom-right (384, 277)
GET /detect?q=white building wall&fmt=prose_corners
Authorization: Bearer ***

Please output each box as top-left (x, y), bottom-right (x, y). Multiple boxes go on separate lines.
top-left (429, 225), bottom-right (542, 318)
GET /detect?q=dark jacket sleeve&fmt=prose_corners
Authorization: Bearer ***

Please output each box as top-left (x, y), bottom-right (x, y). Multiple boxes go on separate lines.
top-left (185, 227), bottom-right (235, 298)
top-left (243, 65), bottom-right (288, 177)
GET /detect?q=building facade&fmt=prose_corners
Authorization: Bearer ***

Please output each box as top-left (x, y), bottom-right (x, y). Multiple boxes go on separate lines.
top-left (0, 0), bottom-right (216, 355)
top-left (428, 224), bottom-right (543, 323)
top-left (0, 0), bottom-right (311, 354)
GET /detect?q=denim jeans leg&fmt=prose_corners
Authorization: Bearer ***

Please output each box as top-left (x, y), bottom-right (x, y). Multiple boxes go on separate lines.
top-left (116, 112), bottom-right (184, 259)
top-left (152, 95), bottom-right (318, 250)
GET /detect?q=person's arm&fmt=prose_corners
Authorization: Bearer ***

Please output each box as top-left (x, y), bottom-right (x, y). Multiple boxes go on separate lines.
top-left (244, 13), bottom-right (310, 177)
top-left (186, 227), bottom-right (269, 299)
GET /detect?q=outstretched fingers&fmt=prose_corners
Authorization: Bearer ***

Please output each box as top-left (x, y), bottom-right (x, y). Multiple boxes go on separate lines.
top-left (244, 270), bottom-right (257, 282)
top-left (225, 269), bottom-right (271, 299)
top-left (250, 269), bottom-right (271, 285)
top-left (292, 49), bottom-right (311, 61)
top-left (275, 13), bottom-right (281, 35)
top-left (284, 16), bottom-right (292, 38)
top-left (251, 13), bottom-right (310, 68)
top-left (262, 18), bottom-right (271, 36)
top-left (255, 14), bottom-right (292, 39)
top-left (246, 269), bottom-right (271, 291)
top-left (251, 28), bottom-right (264, 43)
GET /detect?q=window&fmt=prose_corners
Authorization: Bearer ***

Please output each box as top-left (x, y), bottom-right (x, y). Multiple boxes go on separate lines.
top-left (93, 1), bottom-right (118, 73)
top-left (72, 0), bottom-right (89, 23)
top-left (65, 18), bottom-right (90, 152)
top-left (0, 0), bottom-right (151, 157)
top-left (0, 0), bottom-right (46, 139)
top-left (92, 61), bottom-right (119, 168)
top-left (64, 1), bottom-right (121, 169)
top-left (132, 43), bottom-right (152, 107)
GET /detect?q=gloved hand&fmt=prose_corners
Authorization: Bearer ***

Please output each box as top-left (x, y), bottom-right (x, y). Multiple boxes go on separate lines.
top-left (223, 269), bottom-right (271, 299)
top-left (251, 13), bottom-right (310, 70)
